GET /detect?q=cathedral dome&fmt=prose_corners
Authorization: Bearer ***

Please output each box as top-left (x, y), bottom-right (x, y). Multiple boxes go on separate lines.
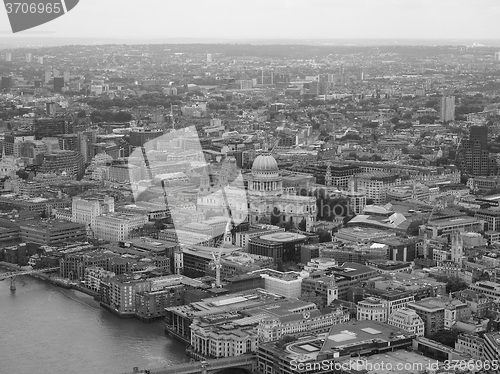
top-left (252, 155), bottom-right (279, 173)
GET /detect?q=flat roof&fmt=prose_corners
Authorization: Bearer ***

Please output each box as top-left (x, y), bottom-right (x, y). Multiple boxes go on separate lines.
top-left (260, 232), bottom-right (307, 243)
top-left (318, 320), bottom-right (412, 352)
top-left (343, 351), bottom-right (443, 374)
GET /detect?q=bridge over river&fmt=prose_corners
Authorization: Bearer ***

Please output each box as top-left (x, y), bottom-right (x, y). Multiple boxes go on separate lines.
top-left (121, 354), bottom-right (256, 374)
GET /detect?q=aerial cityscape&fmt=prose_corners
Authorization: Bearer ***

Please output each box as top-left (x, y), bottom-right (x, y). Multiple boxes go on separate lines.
top-left (2, 2), bottom-right (500, 374)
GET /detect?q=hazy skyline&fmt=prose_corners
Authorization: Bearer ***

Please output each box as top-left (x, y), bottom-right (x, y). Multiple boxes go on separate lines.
top-left (0, 0), bottom-right (500, 42)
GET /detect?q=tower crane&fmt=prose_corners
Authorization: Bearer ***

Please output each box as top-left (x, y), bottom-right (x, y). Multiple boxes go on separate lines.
top-left (422, 201), bottom-right (443, 258)
top-left (209, 180), bottom-right (238, 288)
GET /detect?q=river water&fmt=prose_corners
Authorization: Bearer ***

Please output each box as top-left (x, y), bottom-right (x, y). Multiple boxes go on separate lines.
top-left (0, 271), bottom-right (189, 374)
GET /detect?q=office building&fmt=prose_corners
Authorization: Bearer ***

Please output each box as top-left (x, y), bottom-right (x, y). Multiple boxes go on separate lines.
top-left (455, 333), bottom-right (485, 359)
top-left (483, 332), bottom-right (500, 373)
top-left (53, 77), bottom-right (65, 92)
top-left (355, 172), bottom-right (402, 204)
top-left (440, 95), bottom-right (455, 122)
top-left (248, 232), bottom-right (308, 263)
top-left (251, 269), bottom-right (303, 299)
top-left (165, 289), bottom-right (298, 343)
top-left (46, 102), bottom-right (56, 116)
top-left (94, 212), bottom-right (148, 242)
top-left (458, 125), bottom-right (496, 176)
top-left (38, 150), bottom-right (85, 179)
top-left (468, 281), bottom-right (500, 302)
top-left (257, 321), bottom-right (415, 374)
top-left (356, 297), bottom-right (388, 322)
top-left (407, 296), bottom-right (469, 337)
top-left (71, 196), bottom-right (115, 228)
top-left (387, 307), bottom-right (425, 337)
top-left (34, 118), bottom-right (68, 138)
top-left (18, 219), bottom-right (86, 245)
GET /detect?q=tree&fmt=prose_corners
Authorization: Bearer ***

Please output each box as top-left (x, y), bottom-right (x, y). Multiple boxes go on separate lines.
top-left (271, 207), bottom-right (281, 225)
top-left (276, 335), bottom-right (297, 349)
top-left (16, 170), bottom-right (30, 180)
top-left (114, 111), bottom-right (133, 122)
top-left (317, 229), bottom-right (332, 243)
top-left (204, 210), bottom-right (219, 220)
top-left (298, 218), bottom-right (307, 232)
top-left (279, 221), bottom-right (294, 231)
top-left (76, 110), bottom-right (86, 118)
top-left (390, 117), bottom-right (400, 125)
top-left (276, 259), bottom-right (285, 272)
top-left (431, 275), bottom-right (468, 293)
top-left (427, 329), bottom-right (460, 348)
top-left (342, 133), bottom-right (361, 141)
top-left (419, 116), bottom-right (435, 125)
top-left (300, 291), bottom-right (324, 308)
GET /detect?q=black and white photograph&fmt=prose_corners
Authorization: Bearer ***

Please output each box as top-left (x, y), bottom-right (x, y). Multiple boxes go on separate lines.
top-left (1, 1), bottom-right (500, 374)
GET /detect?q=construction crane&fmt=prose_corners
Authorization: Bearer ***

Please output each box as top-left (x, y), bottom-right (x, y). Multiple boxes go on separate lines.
top-left (209, 179), bottom-right (238, 288)
top-left (421, 201), bottom-right (443, 258)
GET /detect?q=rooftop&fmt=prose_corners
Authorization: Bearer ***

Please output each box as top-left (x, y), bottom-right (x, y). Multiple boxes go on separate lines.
top-left (259, 232), bottom-right (307, 243)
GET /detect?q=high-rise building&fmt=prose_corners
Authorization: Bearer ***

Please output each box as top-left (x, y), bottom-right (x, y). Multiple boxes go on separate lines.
top-left (38, 57), bottom-right (44, 64)
top-left (495, 52), bottom-right (500, 61)
top-left (206, 53), bottom-right (212, 63)
top-left (483, 332), bottom-right (500, 372)
top-left (38, 150), bottom-right (85, 179)
top-left (440, 96), bottom-right (455, 122)
top-left (53, 77), bottom-right (65, 92)
top-left (63, 71), bottom-right (70, 83)
top-left (25, 53), bottom-right (32, 63)
top-left (1, 76), bottom-right (13, 90)
top-left (458, 125), bottom-right (497, 176)
top-left (71, 196), bottom-right (115, 230)
top-left (34, 118), bottom-right (67, 139)
top-left (5, 53), bottom-right (12, 62)
top-left (46, 102), bottom-right (56, 116)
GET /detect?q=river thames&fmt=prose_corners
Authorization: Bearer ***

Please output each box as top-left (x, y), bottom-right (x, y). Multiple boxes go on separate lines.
top-left (0, 271), bottom-right (190, 374)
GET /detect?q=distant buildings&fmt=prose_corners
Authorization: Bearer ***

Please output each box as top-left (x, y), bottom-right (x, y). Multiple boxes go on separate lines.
top-left (440, 95), bottom-right (455, 122)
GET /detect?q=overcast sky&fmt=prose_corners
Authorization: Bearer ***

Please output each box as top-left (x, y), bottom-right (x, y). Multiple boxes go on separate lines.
top-left (1, 0), bottom-right (500, 41)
